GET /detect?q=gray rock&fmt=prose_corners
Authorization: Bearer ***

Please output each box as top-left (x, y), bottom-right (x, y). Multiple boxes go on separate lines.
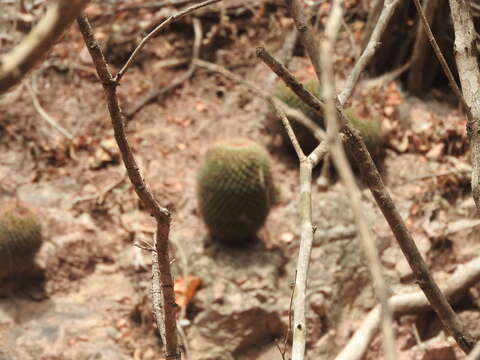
top-left (187, 241), bottom-right (287, 360)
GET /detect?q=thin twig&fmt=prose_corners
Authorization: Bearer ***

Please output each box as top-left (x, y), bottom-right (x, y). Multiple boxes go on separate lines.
top-left (411, 0), bottom-right (472, 120)
top-left (320, 2), bottom-right (396, 359)
top-left (0, 0), bottom-right (90, 94)
top-left (261, 46), bottom-right (329, 359)
top-left (194, 59), bottom-right (326, 140)
top-left (449, 0), bottom-right (480, 217)
top-left (115, 0), bottom-right (221, 81)
top-left (465, 341), bottom-right (480, 360)
top-left (270, 99), bottom-right (305, 160)
top-left (341, 16), bottom-right (360, 60)
top-left (337, 0), bottom-right (404, 106)
top-left (283, 273), bottom-right (297, 358)
top-left (76, 16), bottom-right (180, 359)
top-left (24, 79), bottom-right (74, 140)
top-left (284, 0), bottom-right (322, 81)
top-left (336, 257), bottom-right (480, 360)
top-left (343, 123), bottom-right (475, 353)
top-left (125, 17), bottom-right (203, 118)
top-left (265, 28), bottom-right (299, 88)
top-left (72, 171), bottom-right (127, 205)
top-left (116, 0), bottom-right (202, 12)
top-left (270, 83), bottom-right (328, 360)
top-left (394, 169), bottom-right (471, 187)
top-left (257, 45), bottom-right (475, 354)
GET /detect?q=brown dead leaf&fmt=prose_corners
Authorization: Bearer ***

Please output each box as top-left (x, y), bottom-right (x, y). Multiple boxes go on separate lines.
top-left (426, 143), bottom-right (444, 160)
top-left (175, 276), bottom-right (202, 310)
top-left (384, 82), bottom-right (402, 107)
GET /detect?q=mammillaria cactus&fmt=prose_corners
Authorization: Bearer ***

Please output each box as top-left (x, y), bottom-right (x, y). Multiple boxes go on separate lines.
top-left (197, 138), bottom-right (275, 244)
top-left (0, 202), bottom-right (43, 278)
top-left (273, 80), bottom-right (384, 164)
top-left (274, 79), bottom-right (324, 128)
top-left (344, 107), bottom-right (383, 163)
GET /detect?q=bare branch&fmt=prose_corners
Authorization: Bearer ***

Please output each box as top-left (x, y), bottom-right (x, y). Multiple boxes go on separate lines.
top-left (337, 0), bottom-right (403, 106)
top-left (336, 257), bottom-right (480, 360)
top-left (194, 59), bottom-right (326, 140)
top-left (0, 0), bottom-right (91, 94)
top-left (320, 2), bottom-right (396, 359)
top-left (342, 127), bottom-right (475, 353)
top-left (466, 342), bottom-right (480, 360)
top-left (449, 0), bottom-right (480, 215)
top-left (284, 0), bottom-right (322, 81)
top-left (411, 0), bottom-right (472, 119)
top-left (125, 17), bottom-right (203, 118)
top-left (257, 45), bottom-right (327, 360)
top-left (76, 16), bottom-right (180, 359)
top-left (270, 99), bottom-right (306, 160)
top-left (270, 90), bottom-right (327, 360)
top-left (116, 0), bottom-right (203, 12)
top-left (257, 42), bottom-right (474, 355)
top-left (256, 47), bottom-right (325, 115)
top-left (116, 0), bottom-right (222, 82)
top-left (308, 141), bottom-right (329, 167)
top-left (24, 79), bottom-right (74, 141)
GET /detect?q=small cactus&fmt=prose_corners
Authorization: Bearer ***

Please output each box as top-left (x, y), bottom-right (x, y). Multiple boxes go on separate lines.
top-left (197, 138), bottom-right (275, 244)
top-left (273, 80), bottom-right (384, 163)
top-left (0, 203), bottom-right (43, 278)
top-left (274, 80), bottom-right (324, 127)
top-left (344, 108), bottom-right (383, 162)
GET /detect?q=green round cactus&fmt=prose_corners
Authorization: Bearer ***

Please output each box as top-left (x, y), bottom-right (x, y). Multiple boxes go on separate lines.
top-left (274, 79), bottom-right (324, 127)
top-left (273, 80), bottom-right (383, 162)
top-left (0, 203), bottom-right (43, 278)
top-left (344, 107), bottom-right (383, 161)
top-left (197, 138), bottom-right (275, 244)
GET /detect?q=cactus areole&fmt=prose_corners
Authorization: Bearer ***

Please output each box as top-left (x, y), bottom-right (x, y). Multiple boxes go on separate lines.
top-left (197, 139), bottom-right (275, 244)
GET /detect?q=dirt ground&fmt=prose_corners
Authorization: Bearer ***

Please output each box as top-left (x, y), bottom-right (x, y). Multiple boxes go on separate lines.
top-left (1, 1), bottom-right (479, 359)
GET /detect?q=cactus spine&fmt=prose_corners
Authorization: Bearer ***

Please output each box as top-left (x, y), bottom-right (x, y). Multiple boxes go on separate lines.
top-left (0, 203), bottom-right (43, 278)
top-left (197, 138), bottom-right (274, 244)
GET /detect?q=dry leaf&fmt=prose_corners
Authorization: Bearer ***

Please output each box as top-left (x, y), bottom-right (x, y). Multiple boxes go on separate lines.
top-left (175, 276), bottom-right (202, 310)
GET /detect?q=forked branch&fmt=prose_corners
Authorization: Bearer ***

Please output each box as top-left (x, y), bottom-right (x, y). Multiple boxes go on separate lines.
top-left (76, 16), bottom-right (180, 359)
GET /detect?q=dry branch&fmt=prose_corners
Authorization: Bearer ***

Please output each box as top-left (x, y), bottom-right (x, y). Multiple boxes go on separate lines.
top-left (0, 0), bottom-right (90, 94)
top-left (268, 66), bottom-right (328, 360)
top-left (257, 38), bottom-right (474, 353)
top-left (319, 2), bottom-right (397, 359)
top-left (125, 17), bottom-right (203, 118)
top-left (194, 59), bottom-right (326, 140)
top-left (466, 341), bottom-right (480, 360)
top-left (76, 16), bottom-right (180, 359)
top-left (337, 0), bottom-right (404, 106)
top-left (116, 0), bottom-right (221, 81)
top-left (284, 0), bottom-right (322, 81)
top-left (411, 0), bottom-right (471, 119)
top-left (449, 0), bottom-right (480, 215)
top-left (336, 257), bottom-right (480, 360)
top-left (24, 79), bottom-right (74, 140)
top-left (116, 0), bottom-right (202, 12)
